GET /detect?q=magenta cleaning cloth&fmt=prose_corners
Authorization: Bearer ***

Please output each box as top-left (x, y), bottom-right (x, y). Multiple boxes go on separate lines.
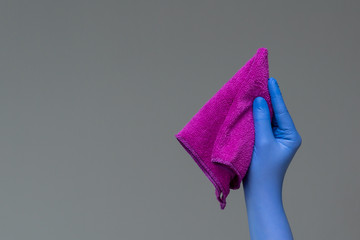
top-left (174, 48), bottom-right (273, 209)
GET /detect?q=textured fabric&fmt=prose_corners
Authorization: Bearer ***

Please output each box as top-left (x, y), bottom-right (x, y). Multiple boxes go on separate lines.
top-left (174, 48), bottom-right (273, 209)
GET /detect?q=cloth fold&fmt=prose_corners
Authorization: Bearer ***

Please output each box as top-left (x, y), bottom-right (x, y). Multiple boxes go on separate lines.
top-left (174, 48), bottom-right (273, 209)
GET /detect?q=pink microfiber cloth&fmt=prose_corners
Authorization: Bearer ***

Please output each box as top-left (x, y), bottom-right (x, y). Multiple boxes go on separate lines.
top-left (175, 48), bottom-right (273, 209)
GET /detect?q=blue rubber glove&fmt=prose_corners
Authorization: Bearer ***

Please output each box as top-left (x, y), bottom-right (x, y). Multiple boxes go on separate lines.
top-left (243, 77), bottom-right (302, 240)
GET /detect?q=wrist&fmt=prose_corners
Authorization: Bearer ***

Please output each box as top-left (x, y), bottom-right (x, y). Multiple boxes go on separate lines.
top-left (243, 179), bottom-right (284, 205)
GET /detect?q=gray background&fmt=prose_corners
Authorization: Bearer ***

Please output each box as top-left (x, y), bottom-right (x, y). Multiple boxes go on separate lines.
top-left (0, 0), bottom-right (359, 239)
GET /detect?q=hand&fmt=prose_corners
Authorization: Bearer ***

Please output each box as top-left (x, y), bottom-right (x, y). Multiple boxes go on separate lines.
top-left (243, 77), bottom-right (302, 240)
top-left (244, 77), bottom-right (302, 191)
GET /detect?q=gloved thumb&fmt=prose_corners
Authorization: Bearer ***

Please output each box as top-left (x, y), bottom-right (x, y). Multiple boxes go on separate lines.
top-left (253, 97), bottom-right (274, 142)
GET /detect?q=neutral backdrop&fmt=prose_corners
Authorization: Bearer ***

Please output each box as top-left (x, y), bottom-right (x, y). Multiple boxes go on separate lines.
top-left (0, 0), bottom-right (359, 239)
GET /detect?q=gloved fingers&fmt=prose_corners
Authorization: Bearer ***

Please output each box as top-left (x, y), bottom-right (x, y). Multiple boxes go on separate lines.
top-left (253, 97), bottom-right (274, 142)
top-left (268, 77), bottom-right (296, 131)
